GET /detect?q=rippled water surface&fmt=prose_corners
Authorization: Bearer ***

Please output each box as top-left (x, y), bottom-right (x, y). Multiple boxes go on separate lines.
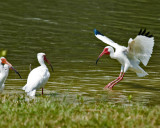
top-left (1, 0), bottom-right (160, 105)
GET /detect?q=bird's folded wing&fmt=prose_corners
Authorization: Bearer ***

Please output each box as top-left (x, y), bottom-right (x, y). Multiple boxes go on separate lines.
top-left (127, 34), bottom-right (154, 66)
top-left (25, 67), bottom-right (47, 92)
top-left (94, 29), bottom-right (119, 48)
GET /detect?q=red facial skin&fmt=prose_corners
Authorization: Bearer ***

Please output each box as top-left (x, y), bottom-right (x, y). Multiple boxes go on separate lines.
top-left (43, 55), bottom-right (54, 72)
top-left (1, 58), bottom-right (12, 68)
top-left (96, 48), bottom-right (110, 64)
top-left (99, 48), bottom-right (110, 57)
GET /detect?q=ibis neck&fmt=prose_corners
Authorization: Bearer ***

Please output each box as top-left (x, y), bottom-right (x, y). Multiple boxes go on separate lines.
top-left (109, 51), bottom-right (116, 59)
top-left (37, 55), bottom-right (46, 67)
top-left (40, 61), bottom-right (47, 67)
top-left (38, 58), bottom-right (46, 67)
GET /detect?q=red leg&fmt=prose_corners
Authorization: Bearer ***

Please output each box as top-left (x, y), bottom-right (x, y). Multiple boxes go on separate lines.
top-left (109, 73), bottom-right (125, 89)
top-left (42, 88), bottom-right (43, 96)
top-left (104, 72), bottom-right (123, 89)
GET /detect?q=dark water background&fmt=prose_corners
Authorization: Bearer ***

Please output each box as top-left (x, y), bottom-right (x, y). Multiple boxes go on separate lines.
top-left (1, 0), bottom-right (160, 105)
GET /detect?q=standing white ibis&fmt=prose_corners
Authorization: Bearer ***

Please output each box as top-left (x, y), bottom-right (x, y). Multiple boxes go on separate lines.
top-left (94, 29), bottom-right (154, 89)
top-left (0, 57), bottom-right (22, 92)
top-left (22, 53), bottom-right (53, 97)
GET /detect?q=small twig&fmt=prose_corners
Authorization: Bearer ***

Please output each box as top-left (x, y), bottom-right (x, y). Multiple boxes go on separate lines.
top-left (29, 64), bottom-right (32, 71)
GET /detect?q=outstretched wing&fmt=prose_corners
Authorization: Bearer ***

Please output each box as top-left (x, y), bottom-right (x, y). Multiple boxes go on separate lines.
top-left (127, 29), bottom-right (154, 66)
top-left (94, 29), bottom-right (120, 48)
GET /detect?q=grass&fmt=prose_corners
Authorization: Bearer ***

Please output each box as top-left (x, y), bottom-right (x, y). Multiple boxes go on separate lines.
top-left (0, 94), bottom-right (160, 128)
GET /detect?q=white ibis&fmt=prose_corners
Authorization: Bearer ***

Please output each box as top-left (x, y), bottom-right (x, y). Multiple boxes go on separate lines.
top-left (94, 29), bottom-right (154, 89)
top-left (0, 57), bottom-right (22, 92)
top-left (22, 53), bottom-right (53, 97)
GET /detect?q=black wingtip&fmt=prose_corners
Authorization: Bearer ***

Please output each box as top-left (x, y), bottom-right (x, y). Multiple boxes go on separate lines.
top-left (94, 29), bottom-right (104, 36)
top-left (138, 28), bottom-right (142, 35)
top-left (138, 28), bottom-right (153, 38)
top-left (145, 31), bottom-right (150, 36)
top-left (148, 34), bottom-right (153, 38)
top-left (141, 28), bottom-right (146, 35)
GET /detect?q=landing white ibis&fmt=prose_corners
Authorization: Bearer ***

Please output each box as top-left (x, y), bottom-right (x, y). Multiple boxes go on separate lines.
top-left (94, 29), bottom-right (154, 89)
top-left (0, 57), bottom-right (21, 92)
top-left (22, 53), bottom-right (53, 97)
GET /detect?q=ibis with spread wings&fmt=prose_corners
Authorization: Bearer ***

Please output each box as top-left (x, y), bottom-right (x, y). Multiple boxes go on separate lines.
top-left (94, 29), bottom-right (154, 89)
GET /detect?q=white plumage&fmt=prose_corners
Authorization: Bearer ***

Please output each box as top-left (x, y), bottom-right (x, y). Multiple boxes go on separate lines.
top-left (0, 57), bottom-right (21, 92)
top-left (95, 29), bottom-right (154, 89)
top-left (22, 53), bottom-right (53, 97)
top-left (128, 35), bottom-right (154, 66)
top-left (0, 62), bottom-right (9, 92)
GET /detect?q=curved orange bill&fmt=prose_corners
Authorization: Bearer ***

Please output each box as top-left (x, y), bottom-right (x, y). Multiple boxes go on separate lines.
top-left (44, 56), bottom-right (54, 72)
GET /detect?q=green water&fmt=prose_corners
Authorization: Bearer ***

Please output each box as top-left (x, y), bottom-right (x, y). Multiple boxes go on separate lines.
top-left (1, 0), bottom-right (160, 105)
